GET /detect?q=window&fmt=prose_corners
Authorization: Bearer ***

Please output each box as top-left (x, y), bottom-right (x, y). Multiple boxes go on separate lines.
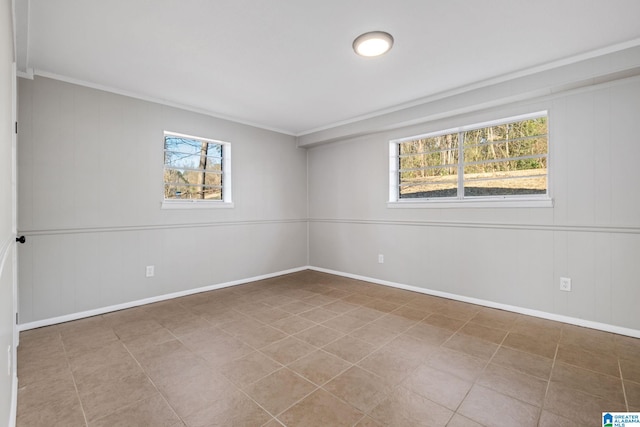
top-left (163, 131), bottom-right (232, 207)
top-left (389, 112), bottom-right (549, 205)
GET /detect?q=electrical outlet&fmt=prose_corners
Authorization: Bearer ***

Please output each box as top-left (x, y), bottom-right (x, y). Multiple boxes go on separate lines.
top-left (378, 254), bottom-right (384, 264)
top-left (560, 277), bottom-right (572, 292)
top-left (145, 265), bottom-right (155, 278)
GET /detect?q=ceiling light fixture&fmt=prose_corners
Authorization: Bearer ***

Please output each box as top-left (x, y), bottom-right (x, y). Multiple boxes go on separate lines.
top-left (353, 31), bottom-right (394, 57)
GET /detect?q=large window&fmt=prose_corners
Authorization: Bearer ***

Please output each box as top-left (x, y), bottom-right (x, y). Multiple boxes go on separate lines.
top-left (163, 131), bottom-right (232, 206)
top-left (390, 112), bottom-right (548, 204)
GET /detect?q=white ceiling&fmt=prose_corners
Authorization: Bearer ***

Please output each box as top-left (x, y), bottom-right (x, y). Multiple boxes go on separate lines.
top-left (15, 0), bottom-right (640, 135)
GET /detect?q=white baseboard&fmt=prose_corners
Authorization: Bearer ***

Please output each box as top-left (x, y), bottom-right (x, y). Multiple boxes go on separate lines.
top-left (309, 266), bottom-right (640, 339)
top-left (18, 264), bottom-right (640, 339)
top-left (18, 266), bottom-right (308, 331)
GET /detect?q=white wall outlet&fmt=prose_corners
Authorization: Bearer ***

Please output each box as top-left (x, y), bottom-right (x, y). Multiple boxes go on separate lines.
top-left (145, 265), bottom-right (155, 278)
top-left (560, 277), bottom-right (572, 292)
top-left (378, 254), bottom-right (384, 264)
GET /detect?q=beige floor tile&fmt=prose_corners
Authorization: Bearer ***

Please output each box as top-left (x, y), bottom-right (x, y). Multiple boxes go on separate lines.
top-left (17, 345), bottom-right (70, 388)
top-left (443, 333), bottom-right (499, 361)
top-left (510, 316), bottom-right (562, 341)
top-left (244, 368), bottom-right (316, 416)
top-left (304, 293), bottom-right (337, 307)
top-left (390, 306), bottom-right (429, 322)
top-left (322, 299), bottom-right (358, 314)
top-left (60, 326), bottom-right (120, 360)
top-left (350, 323), bottom-right (399, 347)
top-left (323, 335), bottom-right (376, 363)
top-left (294, 324), bottom-right (344, 347)
top-left (490, 346), bottom-right (553, 380)
top-left (502, 331), bottom-right (558, 359)
top-left (374, 312), bottom-right (419, 332)
top-left (322, 313), bottom-right (370, 333)
top-left (182, 388), bottom-right (272, 427)
top-left (422, 313), bottom-right (466, 332)
top-left (17, 373), bottom-right (81, 424)
top-left (260, 336), bottom-right (316, 365)
top-left (348, 306), bottom-right (387, 322)
top-left (427, 348), bottom-right (487, 382)
top-left (369, 386), bottom-right (453, 427)
top-left (616, 334), bottom-right (640, 360)
top-left (249, 307), bottom-right (292, 324)
top-left (358, 346), bottom-right (422, 385)
top-left (17, 388), bottom-right (85, 427)
top-left (544, 382), bottom-right (625, 426)
top-left (403, 322), bottom-right (453, 346)
top-left (323, 366), bottom-right (392, 413)
top-left (431, 301), bottom-right (479, 321)
top-left (477, 363), bottom-right (548, 407)
top-left (157, 367), bottom-right (237, 419)
top-left (298, 307), bottom-right (339, 323)
top-left (625, 380), bottom-right (640, 411)
top-left (219, 351), bottom-right (282, 387)
top-left (16, 271), bottom-right (640, 427)
top-left (199, 308), bottom-right (248, 326)
top-left (234, 324), bottom-right (288, 349)
top-left (458, 385), bottom-right (540, 427)
top-left (621, 356), bottom-right (640, 384)
top-left (402, 363), bottom-right (473, 411)
top-left (556, 343), bottom-right (620, 377)
top-left (279, 300), bottom-right (316, 314)
top-left (131, 339), bottom-right (205, 379)
top-left (270, 315), bottom-right (316, 335)
top-left (354, 416), bottom-right (383, 426)
top-left (469, 307), bottom-right (519, 331)
top-left (288, 350), bottom-right (351, 386)
top-left (76, 371), bottom-right (157, 422)
top-left (90, 394), bottom-right (181, 427)
top-left (551, 362), bottom-right (625, 404)
top-left (446, 414), bottom-right (484, 427)
top-left (278, 389), bottom-right (363, 427)
top-left (537, 410), bottom-right (582, 427)
top-left (457, 322), bottom-right (508, 344)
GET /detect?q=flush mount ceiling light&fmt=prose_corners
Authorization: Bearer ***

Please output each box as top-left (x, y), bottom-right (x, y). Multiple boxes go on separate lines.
top-left (353, 31), bottom-right (394, 57)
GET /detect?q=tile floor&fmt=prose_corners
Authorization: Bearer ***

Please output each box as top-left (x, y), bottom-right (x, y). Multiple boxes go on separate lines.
top-left (16, 270), bottom-right (640, 426)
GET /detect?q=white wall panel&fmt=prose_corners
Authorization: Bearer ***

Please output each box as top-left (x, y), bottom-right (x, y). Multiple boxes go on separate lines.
top-left (17, 77), bottom-right (308, 324)
top-left (309, 77), bottom-right (640, 332)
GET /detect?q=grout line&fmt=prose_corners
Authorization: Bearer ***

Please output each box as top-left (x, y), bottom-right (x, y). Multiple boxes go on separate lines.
top-left (58, 333), bottom-right (89, 427)
top-left (620, 359), bottom-right (630, 412)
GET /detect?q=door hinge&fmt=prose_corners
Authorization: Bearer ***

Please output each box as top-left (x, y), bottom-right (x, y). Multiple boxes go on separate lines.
top-left (15, 121), bottom-right (17, 134)
top-left (15, 312), bottom-right (18, 324)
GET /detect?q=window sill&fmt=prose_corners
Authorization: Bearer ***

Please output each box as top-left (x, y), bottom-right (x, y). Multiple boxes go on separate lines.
top-left (387, 197), bottom-right (553, 209)
top-left (162, 200), bottom-right (234, 209)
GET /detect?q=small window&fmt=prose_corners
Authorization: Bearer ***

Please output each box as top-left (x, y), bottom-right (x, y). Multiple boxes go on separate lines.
top-left (390, 112), bottom-right (549, 205)
top-left (163, 131), bottom-right (232, 207)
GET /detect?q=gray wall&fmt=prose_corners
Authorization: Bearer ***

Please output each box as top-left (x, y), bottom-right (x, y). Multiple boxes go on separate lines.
top-left (308, 76), bottom-right (640, 332)
top-left (0, 0), bottom-right (15, 423)
top-left (17, 76), bottom-right (308, 324)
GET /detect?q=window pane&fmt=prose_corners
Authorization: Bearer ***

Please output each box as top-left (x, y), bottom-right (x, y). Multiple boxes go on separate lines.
top-left (399, 175), bottom-right (458, 199)
top-left (464, 175), bottom-right (547, 197)
top-left (163, 133), bottom-right (229, 203)
top-left (462, 116), bottom-right (547, 198)
top-left (399, 133), bottom-right (459, 198)
top-left (164, 184), bottom-right (222, 200)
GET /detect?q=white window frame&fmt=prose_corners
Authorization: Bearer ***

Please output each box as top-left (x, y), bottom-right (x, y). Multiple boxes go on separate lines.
top-left (388, 111), bottom-right (552, 208)
top-left (162, 131), bottom-right (233, 209)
